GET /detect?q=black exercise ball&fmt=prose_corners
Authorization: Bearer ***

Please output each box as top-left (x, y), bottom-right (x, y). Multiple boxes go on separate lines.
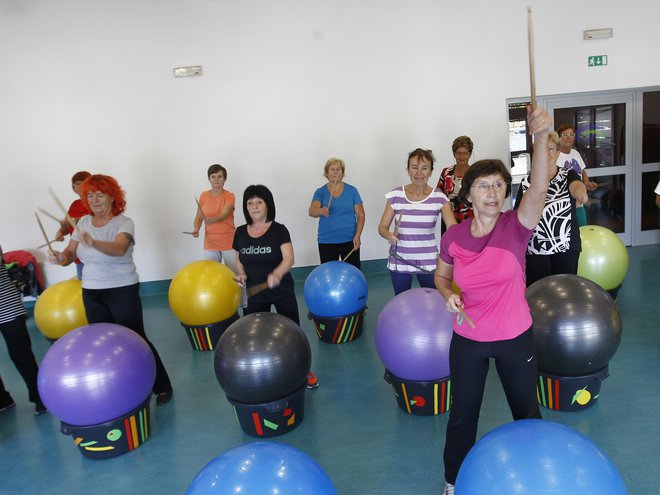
top-left (526, 274), bottom-right (622, 376)
top-left (214, 313), bottom-right (312, 404)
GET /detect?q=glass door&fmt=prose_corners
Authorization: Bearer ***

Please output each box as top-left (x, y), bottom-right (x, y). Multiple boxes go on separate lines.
top-left (544, 92), bottom-right (634, 245)
top-left (634, 89), bottom-right (660, 245)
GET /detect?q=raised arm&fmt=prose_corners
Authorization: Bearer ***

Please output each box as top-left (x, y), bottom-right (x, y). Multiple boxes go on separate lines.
top-left (517, 106), bottom-right (552, 229)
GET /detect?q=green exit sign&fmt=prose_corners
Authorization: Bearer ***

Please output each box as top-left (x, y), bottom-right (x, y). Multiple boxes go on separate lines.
top-left (588, 55), bottom-right (608, 67)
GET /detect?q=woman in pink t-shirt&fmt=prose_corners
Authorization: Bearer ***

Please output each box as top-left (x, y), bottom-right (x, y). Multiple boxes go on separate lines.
top-left (434, 107), bottom-right (553, 494)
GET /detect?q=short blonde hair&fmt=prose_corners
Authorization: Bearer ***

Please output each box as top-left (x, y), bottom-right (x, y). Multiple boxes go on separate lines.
top-left (548, 131), bottom-right (560, 148)
top-left (324, 158), bottom-right (345, 178)
top-left (532, 131), bottom-right (559, 150)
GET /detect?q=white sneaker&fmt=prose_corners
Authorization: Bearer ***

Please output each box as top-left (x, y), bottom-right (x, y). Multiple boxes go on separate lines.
top-left (443, 483), bottom-right (455, 495)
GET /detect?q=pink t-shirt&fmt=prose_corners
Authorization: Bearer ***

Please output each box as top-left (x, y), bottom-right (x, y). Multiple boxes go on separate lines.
top-left (440, 210), bottom-right (533, 342)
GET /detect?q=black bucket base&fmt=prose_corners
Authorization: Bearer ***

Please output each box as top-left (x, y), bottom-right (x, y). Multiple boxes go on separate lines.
top-left (384, 369), bottom-right (451, 416)
top-left (309, 307), bottom-right (365, 344)
top-left (181, 312), bottom-right (240, 351)
top-left (228, 385), bottom-right (305, 437)
top-left (60, 396), bottom-right (151, 460)
top-left (537, 365), bottom-right (609, 411)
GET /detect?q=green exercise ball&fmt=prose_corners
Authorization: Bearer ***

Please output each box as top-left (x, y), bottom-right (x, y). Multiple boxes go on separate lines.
top-left (578, 225), bottom-right (628, 290)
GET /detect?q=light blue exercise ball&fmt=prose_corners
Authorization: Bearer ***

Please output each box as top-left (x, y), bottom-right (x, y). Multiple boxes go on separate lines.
top-left (186, 442), bottom-right (337, 495)
top-left (455, 420), bottom-right (627, 494)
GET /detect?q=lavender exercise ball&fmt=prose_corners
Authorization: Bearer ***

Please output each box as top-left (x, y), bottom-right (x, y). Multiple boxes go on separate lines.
top-left (375, 288), bottom-right (454, 381)
top-left (37, 323), bottom-right (156, 426)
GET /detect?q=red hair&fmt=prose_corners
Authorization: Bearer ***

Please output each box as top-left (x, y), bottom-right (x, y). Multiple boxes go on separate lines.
top-left (80, 174), bottom-right (126, 216)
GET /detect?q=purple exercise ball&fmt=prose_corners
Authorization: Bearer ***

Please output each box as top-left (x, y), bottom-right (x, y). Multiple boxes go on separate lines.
top-left (375, 288), bottom-right (454, 381)
top-left (37, 323), bottom-right (156, 426)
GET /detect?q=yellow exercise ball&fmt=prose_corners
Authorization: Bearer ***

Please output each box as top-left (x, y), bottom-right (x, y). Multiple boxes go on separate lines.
top-left (168, 260), bottom-right (241, 326)
top-left (34, 279), bottom-right (88, 340)
top-left (578, 225), bottom-right (629, 290)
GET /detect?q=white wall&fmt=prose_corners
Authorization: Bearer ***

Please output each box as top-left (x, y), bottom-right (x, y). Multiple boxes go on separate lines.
top-left (2, 0), bottom-right (659, 285)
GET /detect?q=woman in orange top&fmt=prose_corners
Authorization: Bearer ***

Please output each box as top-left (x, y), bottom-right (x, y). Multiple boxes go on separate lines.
top-left (192, 165), bottom-right (244, 306)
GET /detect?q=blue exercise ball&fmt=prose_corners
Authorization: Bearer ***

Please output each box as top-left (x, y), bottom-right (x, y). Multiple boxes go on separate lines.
top-left (455, 420), bottom-right (627, 494)
top-left (304, 261), bottom-right (368, 317)
top-left (375, 288), bottom-right (454, 381)
top-left (526, 274), bottom-right (622, 375)
top-left (185, 442), bottom-right (337, 495)
top-left (37, 323), bottom-right (156, 426)
top-left (214, 313), bottom-right (311, 404)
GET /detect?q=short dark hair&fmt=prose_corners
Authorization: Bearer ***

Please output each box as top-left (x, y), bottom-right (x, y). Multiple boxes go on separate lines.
top-left (458, 159), bottom-right (512, 204)
top-left (71, 171), bottom-right (91, 184)
top-left (452, 136), bottom-right (474, 154)
top-left (407, 148), bottom-right (435, 170)
top-left (556, 124), bottom-right (574, 136)
top-left (242, 185), bottom-right (276, 224)
top-left (207, 164), bottom-right (227, 179)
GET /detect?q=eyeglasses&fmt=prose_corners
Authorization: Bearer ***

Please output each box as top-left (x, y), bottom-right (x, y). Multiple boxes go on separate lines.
top-left (561, 133), bottom-right (575, 138)
top-left (471, 181), bottom-right (506, 193)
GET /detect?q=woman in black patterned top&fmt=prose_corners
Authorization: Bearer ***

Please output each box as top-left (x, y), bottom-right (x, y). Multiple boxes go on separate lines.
top-left (514, 131), bottom-right (588, 287)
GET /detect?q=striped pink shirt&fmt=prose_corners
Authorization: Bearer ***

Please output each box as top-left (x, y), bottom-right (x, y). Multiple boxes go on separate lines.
top-left (386, 187), bottom-right (448, 273)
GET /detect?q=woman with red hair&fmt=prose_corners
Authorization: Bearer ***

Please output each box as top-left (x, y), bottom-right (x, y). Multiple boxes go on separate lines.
top-left (49, 174), bottom-right (173, 406)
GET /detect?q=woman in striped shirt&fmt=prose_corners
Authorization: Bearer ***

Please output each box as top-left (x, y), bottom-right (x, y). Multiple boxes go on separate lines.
top-left (1, 246), bottom-right (46, 414)
top-left (378, 148), bottom-right (456, 295)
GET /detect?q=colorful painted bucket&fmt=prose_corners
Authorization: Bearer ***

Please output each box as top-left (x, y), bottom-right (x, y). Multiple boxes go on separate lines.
top-left (308, 307), bottom-right (365, 344)
top-left (537, 365), bottom-right (609, 411)
top-left (227, 385), bottom-right (306, 437)
top-left (181, 312), bottom-right (240, 351)
top-left (59, 396), bottom-right (151, 460)
top-left (384, 369), bottom-right (451, 416)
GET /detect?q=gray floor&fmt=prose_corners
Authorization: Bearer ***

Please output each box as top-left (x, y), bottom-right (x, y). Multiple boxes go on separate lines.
top-left (1, 244), bottom-right (658, 494)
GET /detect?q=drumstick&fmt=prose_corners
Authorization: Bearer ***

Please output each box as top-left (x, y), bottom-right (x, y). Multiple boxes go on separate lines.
top-left (246, 281), bottom-right (269, 297)
top-left (458, 306), bottom-right (475, 329)
top-left (34, 212), bottom-right (54, 255)
top-left (36, 240), bottom-right (59, 249)
top-left (342, 247), bottom-right (357, 262)
top-left (326, 176), bottom-right (339, 210)
top-left (37, 207), bottom-right (61, 224)
top-left (527, 6), bottom-right (537, 109)
top-left (48, 188), bottom-right (82, 238)
top-left (182, 231), bottom-right (196, 235)
top-left (393, 213), bottom-right (403, 236)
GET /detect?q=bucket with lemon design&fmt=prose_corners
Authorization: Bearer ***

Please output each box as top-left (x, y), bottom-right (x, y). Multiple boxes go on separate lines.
top-left (536, 366), bottom-right (609, 412)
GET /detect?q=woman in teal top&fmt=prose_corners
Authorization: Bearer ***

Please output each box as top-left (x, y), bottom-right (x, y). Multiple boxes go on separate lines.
top-left (308, 158), bottom-right (365, 269)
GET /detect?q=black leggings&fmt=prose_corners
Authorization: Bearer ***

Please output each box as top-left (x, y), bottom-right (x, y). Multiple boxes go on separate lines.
top-left (525, 251), bottom-right (579, 287)
top-left (443, 328), bottom-right (541, 484)
top-left (245, 291), bottom-right (300, 325)
top-left (82, 284), bottom-right (172, 394)
top-left (0, 316), bottom-right (40, 403)
top-left (318, 242), bottom-right (360, 270)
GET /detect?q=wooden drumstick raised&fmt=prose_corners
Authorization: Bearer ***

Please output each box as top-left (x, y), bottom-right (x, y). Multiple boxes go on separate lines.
top-left (48, 188), bottom-right (82, 238)
top-left (326, 176), bottom-right (339, 211)
top-left (527, 6), bottom-right (537, 109)
top-left (35, 212), bottom-right (54, 255)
